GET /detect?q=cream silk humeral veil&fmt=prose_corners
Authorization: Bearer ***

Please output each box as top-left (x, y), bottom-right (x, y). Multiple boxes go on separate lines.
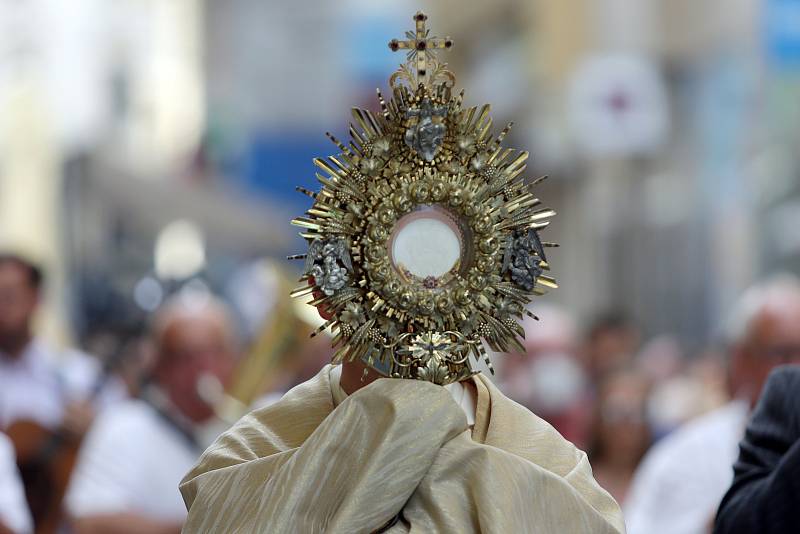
top-left (180, 366), bottom-right (624, 533)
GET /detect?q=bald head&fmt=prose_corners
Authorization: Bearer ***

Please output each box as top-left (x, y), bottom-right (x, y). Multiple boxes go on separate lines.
top-left (153, 295), bottom-right (236, 359)
top-left (150, 294), bottom-right (237, 423)
top-left (724, 275), bottom-right (800, 346)
top-left (724, 275), bottom-right (800, 405)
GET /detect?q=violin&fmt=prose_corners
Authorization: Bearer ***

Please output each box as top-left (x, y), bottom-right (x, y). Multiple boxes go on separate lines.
top-left (5, 418), bottom-right (82, 534)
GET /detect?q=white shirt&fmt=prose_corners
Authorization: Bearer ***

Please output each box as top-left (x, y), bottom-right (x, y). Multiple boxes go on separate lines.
top-left (0, 341), bottom-right (127, 431)
top-left (0, 341), bottom-right (64, 430)
top-left (624, 400), bottom-right (749, 534)
top-left (65, 396), bottom-right (201, 523)
top-left (54, 348), bottom-right (128, 409)
top-left (0, 433), bottom-right (32, 534)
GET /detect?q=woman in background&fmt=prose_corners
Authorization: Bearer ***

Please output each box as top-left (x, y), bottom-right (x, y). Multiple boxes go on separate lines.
top-left (589, 370), bottom-right (652, 504)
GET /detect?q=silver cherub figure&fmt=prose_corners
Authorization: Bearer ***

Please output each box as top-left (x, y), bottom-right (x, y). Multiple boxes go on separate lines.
top-left (502, 229), bottom-right (546, 291)
top-left (405, 98), bottom-right (447, 161)
top-left (304, 238), bottom-right (353, 296)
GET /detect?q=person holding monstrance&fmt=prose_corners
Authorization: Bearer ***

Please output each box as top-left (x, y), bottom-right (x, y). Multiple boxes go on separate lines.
top-left (180, 12), bottom-right (625, 533)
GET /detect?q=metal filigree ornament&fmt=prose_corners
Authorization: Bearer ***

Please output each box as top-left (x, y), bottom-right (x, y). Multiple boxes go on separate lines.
top-left (289, 11), bottom-right (557, 386)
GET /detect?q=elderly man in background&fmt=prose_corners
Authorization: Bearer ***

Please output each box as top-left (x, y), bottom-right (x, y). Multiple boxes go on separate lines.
top-left (65, 294), bottom-right (236, 534)
top-left (625, 275), bottom-right (800, 534)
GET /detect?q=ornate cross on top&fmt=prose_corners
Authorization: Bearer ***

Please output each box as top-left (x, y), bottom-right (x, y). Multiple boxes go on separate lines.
top-left (388, 11), bottom-right (453, 87)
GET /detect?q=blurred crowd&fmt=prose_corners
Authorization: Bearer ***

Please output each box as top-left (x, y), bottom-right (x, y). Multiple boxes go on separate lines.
top-left (0, 249), bottom-right (798, 533)
top-left (496, 275), bottom-right (800, 534)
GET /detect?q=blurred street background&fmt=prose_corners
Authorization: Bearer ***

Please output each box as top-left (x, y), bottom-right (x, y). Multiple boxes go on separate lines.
top-left (2, 0), bottom-right (799, 351)
top-left (1, 0), bottom-right (800, 532)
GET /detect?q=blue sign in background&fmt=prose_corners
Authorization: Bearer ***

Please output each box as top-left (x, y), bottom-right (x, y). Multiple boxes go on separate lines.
top-left (223, 11), bottom-right (403, 211)
top-left (236, 131), bottom-right (330, 206)
top-left (766, 0), bottom-right (800, 69)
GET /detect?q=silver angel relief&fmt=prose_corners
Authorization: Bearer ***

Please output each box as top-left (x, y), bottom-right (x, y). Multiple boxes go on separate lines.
top-left (304, 238), bottom-right (353, 296)
top-left (502, 229), bottom-right (546, 291)
top-left (405, 98), bottom-right (447, 161)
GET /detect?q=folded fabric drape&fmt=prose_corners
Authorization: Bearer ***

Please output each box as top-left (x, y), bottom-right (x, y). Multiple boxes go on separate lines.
top-left (180, 366), bottom-right (624, 533)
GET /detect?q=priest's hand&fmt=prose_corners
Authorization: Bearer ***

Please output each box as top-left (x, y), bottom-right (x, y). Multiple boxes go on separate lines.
top-left (309, 276), bottom-right (333, 320)
top-left (339, 359), bottom-right (384, 395)
top-left (309, 276), bottom-right (383, 395)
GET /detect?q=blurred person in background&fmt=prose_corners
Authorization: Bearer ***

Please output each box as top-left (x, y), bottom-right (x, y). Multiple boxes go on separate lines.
top-left (66, 293), bottom-right (237, 534)
top-left (645, 349), bottom-right (729, 441)
top-left (498, 304), bottom-right (592, 448)
top-left (0, 253), bottom-right (98, 434)
top-left (633, 335), bottom-right (684, 386)
top-left (625, 275), bottom-right (800, 534)
top-left (0, 253), bottom-right (127, 531)
top-left (0, 433), bottom-right (31, 534)
top-left (588, 369), bottom-right (651, 505)
top-left (582, 311), bottom-right (641, 384)
top-left (714, 365), bottom-right (800, 534)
